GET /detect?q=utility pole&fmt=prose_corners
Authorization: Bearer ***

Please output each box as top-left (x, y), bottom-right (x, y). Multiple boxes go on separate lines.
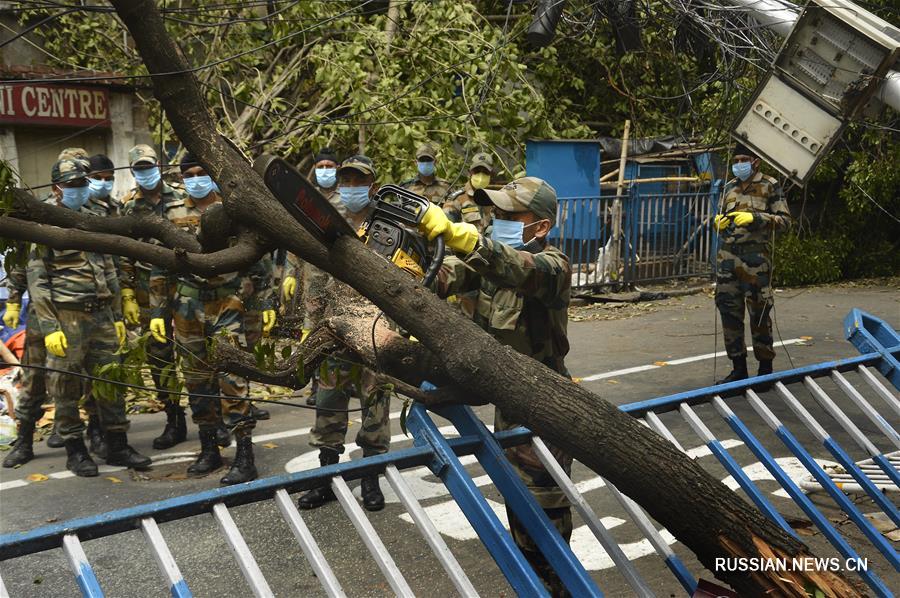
top-left (608, 119), bottom-right (630, 285)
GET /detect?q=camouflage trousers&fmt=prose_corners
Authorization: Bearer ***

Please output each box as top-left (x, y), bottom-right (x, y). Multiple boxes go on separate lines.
top-left (716, 246), bottom-right (775, 361)
top-left (173, 287), bottom-right (253, 436)
top-left (309, 355), bottom-right (390, 455)
top-left (222, 309), bottom-right (262, 422)
top-left (508, 507), bottom-right (573, 598)
top-left (46, 306), bottom-right (128, 441)
top-left (135, 276), bottom-right (177, 400)
top-left (14, 306), bottom-right (47, 423)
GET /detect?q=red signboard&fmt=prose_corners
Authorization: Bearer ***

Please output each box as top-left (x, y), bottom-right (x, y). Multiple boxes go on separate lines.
top-left (0, 83), bottom-right (111, 128)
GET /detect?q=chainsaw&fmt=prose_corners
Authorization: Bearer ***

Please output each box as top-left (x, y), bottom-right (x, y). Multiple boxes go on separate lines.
top-left (254, 155), bottom-right (445, 287)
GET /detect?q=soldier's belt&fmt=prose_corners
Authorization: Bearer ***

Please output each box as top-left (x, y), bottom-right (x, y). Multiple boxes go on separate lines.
top-left (722, 242), bottom-right (768, 256)
top-left (56, 299), bottom-right (111, 313)
top-left (176, 282), bottom-right (240, 301)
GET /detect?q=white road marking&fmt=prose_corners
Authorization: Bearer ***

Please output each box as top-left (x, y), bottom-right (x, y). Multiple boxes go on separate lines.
top-left (579, 338), bottom-right (806, 382)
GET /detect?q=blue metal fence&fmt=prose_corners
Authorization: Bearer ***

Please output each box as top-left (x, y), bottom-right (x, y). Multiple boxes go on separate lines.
top-left (551, 185), bottom-right (722, 288)
top-left (1, 309), bottom-right (898, 596)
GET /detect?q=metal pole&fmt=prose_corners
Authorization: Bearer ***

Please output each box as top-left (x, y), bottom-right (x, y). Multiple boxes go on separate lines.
top-left (609, 119), bottom-right (630, 285)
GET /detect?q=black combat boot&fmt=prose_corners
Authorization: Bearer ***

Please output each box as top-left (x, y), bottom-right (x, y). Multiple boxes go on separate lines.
top-left (152, 402), bottom-right (187, 450)
top-left (249, 403), bottom-right (270, 420)
top-left (3, 420), bottom-right (35, 468)
top-left (215, 423), bottom-right (232, 448)
top-left (220, 436), bottom-right (257, 485)
top-left (361, 476), bottom-right (385, 512)
top-left (105, 431), bottom-right (152, 470)
top-left (87, 415), bottom-right (107, 459)
top-left (46, 423), bottom-right (64, 448)
top-left (187, 428), bottom-right (222, 476)
top-left (298, 448), bottom-right (340, 509)
top-left (64, 437), bottom-right (98, 477)
top-left (755, 359), bottom-right (775, 391)
top-left (716, 356), bottom-right (749, 385)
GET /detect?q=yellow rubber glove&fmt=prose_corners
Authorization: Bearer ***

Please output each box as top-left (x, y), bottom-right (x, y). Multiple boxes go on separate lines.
top-left (419, 204), bottom-right (479, 254)
top-left (727, 211), bottom-right (754, 227)
top-left (301, 328), bottom-right (311, 343)
top-left (713, 214), bottom-right (730, 232)
top-left (262, 309), bottom-right (277, 335)
top-left (282, 276), bottom-right (297, 301)
top-left (121, 288), bottom-right (141, 325)
top-left (445, 221), bottom-right (479, 254)
top-left (2, 303), bottom-right (20, 328)
top-left (114, 321), bottom-right (126, 348)
top-left (45, 330), bottom-right (68, 357)
top-left (149, 318), bottom-right (167, 343)
top-left (419, 203), bottom-right (451, 241)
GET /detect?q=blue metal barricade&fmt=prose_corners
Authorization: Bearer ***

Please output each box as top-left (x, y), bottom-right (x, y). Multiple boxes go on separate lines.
top-left (0, 308), bottom-right (898, 596)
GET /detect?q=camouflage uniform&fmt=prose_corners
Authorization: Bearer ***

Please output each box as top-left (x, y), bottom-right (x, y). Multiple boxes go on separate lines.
top-left (434, 177), bottom-right (572, 596)
top-left (401, 175), bottom-right (450, 205)
top-left (119, 180), bottom-right (186, 394)
top-left (716, 172), bottom-right (791, 361)
top-left (306, 165), bottom-right (390, 458)
top-left (6, 260), bottom-right (48, 425)
top-left (157, 191), bottom-right (272, 435)
top-left (28, 182), bottom-right (126, 442)
top-left (443, 182), bottom-right (492, 231)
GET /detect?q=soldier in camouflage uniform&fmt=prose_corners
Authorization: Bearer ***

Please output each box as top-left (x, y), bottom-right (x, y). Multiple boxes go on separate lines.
top-left (298, 155), bottom-right (390, 513)
top-left (3, 148), bottom-right (103, 467)
top-left (119, 145), bottom-right (188, 449)
top-left (281, 148), bottom-right (340, 406)
top-left (400, 142), bottom-right (450, 205)
top-left (442, 151), bottom-right (494, 232)
top-left (155, 153), bottom-right (275, 485)
top-left (417, 177), bottom-right (573, 597)
top-left (4, 158), bottom-right (150, 476)
top-left (714, 144), bottom-right (791, 383)
top-left (2, 261), bottom-right (51, 468)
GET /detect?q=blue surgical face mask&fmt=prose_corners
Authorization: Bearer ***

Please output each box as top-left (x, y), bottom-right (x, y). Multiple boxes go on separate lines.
top-left (339, 186), bottom-right (371, 213)
top-left (315, 167), bottom-right (337, 189)
top-left (417, 161), bottom-right (435, 177)
top-left (60, 185), bottom-right (91, 210)
top-left (732, 161), bottom-right (754, 181)
top-left (184, 174), bottom-right (214, 199)
top-left (88, 177), bottom-right (114, 199)
top-left (491, 218), bottom-right (526, 249)
top-left (133, 166), bottom-right (161, 190)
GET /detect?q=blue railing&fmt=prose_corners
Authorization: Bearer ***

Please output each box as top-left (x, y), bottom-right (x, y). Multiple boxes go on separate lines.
top-left (1, 309), bottom-right (898, 597)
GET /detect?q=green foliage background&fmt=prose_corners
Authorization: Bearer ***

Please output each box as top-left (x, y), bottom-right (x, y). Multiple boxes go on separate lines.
top-left (21, 0), bottom-right (900, 285)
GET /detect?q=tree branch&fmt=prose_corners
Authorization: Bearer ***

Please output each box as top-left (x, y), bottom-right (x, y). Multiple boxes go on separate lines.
top-left (12, 189), bottom-right (201, 252)
top-left (0, 217), bottom-right (267, 278)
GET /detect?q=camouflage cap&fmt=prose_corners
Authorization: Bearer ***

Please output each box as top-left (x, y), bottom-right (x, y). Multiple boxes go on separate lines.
top-left (470, 152), bottom-right (493, 172)
top-left (415, 142), bottom-right (437, 160)
top-left (57, 147), bottom-right (88, 161)
top-left (128, 144), bottom-right (158, 167)
top-left (474, 176), bottom-right (557, 225)
top-left (51, 158), bottom-right (89, 184)
top-left (338, 154), bottom-right (376, 178)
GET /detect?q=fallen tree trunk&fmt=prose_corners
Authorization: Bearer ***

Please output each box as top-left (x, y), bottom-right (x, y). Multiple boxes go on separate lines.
top-left (0, 1), bottom-right (860, 594)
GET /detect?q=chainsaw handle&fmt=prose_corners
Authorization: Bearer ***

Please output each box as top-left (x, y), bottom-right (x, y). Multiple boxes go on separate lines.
top-left (422, 235), bottom-right (445, 288)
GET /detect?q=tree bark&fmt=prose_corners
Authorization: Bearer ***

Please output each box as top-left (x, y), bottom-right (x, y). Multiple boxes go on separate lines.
top-left (8, 1), bottom-right (859, 594)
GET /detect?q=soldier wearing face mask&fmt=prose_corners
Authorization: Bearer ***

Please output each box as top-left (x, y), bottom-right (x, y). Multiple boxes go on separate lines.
top-left (118, 144), bottom-right (186, 449)
top-left (86, 154), bottom-right (118, 215)
top-left (400, 142), bottom-right (450, 204)
top-left (416, 177), bottom-right (573, 597)
top-left (713, 143), bottom-right (791, 384)
top-left (297, 155), bottom-right (391, 514)
top-left (443, 152), bottom-right (494, 233)
top-left (4, 158), bottom-right (149, 477)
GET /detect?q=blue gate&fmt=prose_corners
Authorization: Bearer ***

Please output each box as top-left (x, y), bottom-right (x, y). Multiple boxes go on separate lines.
top-left (1, 309), bottom-right (898, 596)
